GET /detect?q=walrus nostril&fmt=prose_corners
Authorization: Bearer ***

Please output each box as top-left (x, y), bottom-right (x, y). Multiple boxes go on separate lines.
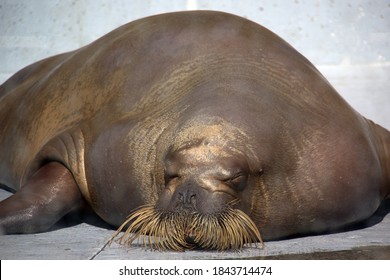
top-left (172, 184), bottom-right (199, 212)
top-left (183, 190), bottom-right (196, 204)
top-left (177, 189), bottom-right (197, 210)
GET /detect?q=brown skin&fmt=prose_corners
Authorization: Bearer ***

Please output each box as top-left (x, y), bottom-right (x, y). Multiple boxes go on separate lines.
top-left (0, 162), bottom-right (83, 233)
top-left (0, 11), bottom-right (389, 242)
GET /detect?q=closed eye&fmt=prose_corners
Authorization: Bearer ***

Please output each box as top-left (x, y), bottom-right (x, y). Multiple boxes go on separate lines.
top-left (164, 173), bottom-right (180, 185)
top-left (223, 172), bottom-right (247, 191)
top-left (223, 172), bottom-right (245, 183)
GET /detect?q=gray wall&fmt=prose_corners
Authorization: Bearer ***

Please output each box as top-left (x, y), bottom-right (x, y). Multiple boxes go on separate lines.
top-left (1, 0), bottom-right (389, 128)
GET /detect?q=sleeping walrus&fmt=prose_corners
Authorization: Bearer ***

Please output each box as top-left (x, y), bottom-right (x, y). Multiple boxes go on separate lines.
top-left (0, 11), bottom-right (389, 251)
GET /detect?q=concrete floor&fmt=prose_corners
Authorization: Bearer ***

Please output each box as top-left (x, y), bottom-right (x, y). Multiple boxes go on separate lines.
top-left (0, 65), bottom-right (389, 259)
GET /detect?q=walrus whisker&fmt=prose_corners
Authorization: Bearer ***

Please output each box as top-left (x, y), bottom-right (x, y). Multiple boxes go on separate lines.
top-left (189, 208), bottom-right (263, 250)
top-left (220, 212), bottom-right (242, 249)
top-left (236, 209), bottom-right (264, 249)
top-left (109, 205), bottom-right (155, 247)
top-left (110, 204), bottom-right (263, 251)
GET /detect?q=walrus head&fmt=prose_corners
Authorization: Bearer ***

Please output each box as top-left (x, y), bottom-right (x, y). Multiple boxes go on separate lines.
top-left (110, 119), bottom-right (264, 251)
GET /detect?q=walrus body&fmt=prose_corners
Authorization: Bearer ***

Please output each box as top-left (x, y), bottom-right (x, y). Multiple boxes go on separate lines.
top-left (0, 11), bottom-right (389, 250)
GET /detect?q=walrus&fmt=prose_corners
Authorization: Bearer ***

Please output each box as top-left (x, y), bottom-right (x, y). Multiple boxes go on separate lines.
top-left (0, 11), bottom-right (389, 251)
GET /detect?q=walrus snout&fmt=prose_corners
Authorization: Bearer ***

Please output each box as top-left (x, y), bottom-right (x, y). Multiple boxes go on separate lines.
top-left (170, 183), bottom-right (199, 212)
top-left (157, 177), bottom-right (236, 215)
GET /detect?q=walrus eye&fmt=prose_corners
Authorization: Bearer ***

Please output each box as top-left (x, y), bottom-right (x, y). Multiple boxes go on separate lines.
top-left (223, 172), bottom-right (247, 191)
top-left (164, 173), bottom-right (180, 185)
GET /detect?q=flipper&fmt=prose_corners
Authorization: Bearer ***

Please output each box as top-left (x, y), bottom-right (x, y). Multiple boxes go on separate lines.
top-left (0, 162), bottom-right (83, 234)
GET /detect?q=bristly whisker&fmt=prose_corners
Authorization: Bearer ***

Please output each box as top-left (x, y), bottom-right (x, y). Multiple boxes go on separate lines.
top-left (108, 204), bottom-right (264, 251)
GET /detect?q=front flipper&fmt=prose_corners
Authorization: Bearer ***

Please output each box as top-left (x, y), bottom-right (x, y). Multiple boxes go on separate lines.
top-left (0, 162), bottom-right (83, 234)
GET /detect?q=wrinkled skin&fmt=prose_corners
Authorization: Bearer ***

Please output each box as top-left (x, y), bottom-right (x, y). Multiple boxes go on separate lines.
top-left (0, 11), bottom-right (389, 248)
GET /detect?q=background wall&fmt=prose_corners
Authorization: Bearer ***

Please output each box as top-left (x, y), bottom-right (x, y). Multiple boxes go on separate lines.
top-left (1, 0), bottom-right (389, 128)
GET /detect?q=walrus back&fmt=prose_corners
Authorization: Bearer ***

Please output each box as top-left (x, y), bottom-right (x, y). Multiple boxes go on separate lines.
top-left (0, 47), bottom-right (107, 189)
top-left (0, 53), bottom-right (74, 189)
top-left (0, 10), bottom-right (358, 189)
top-left (366, 120), bottom-right (390, 199)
